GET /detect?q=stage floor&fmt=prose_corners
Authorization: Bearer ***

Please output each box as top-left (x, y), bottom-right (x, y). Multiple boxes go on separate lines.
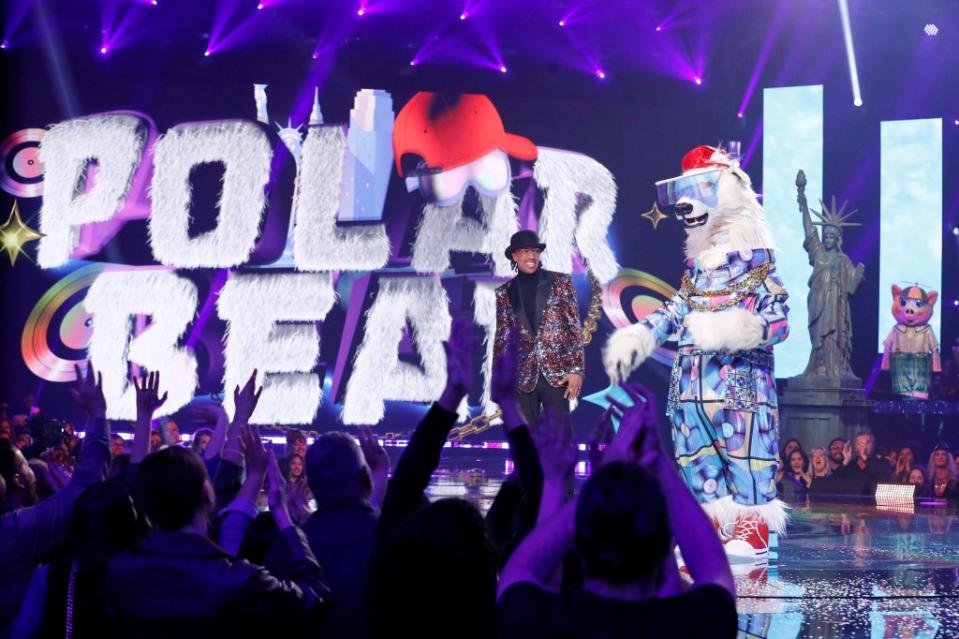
top-left (421, 456), bottom-right (959, 638)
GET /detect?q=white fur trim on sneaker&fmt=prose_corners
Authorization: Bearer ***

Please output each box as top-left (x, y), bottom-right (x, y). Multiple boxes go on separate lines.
top-left (603, 323), bottom-right (656, 382)
top-left (684, 307), bottom-right (764, 353)
top-left (701, 495), bottom-right (737, 528)
top-left (723, 499), bottom-right (790, 536)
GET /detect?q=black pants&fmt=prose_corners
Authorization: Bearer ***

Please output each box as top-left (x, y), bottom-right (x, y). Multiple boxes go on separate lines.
top-left (516, 374), bottom-right (569, 428)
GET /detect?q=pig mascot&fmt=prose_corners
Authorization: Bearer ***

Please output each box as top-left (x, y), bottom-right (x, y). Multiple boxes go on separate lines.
top-left (882, 284), bottom-right (941, 399)
top-left (604, 145), bottom-right (790, 563)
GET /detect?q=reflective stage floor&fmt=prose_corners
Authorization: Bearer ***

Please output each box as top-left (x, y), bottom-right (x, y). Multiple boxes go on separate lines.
top-left (420, 455), bottom-right (959, 638)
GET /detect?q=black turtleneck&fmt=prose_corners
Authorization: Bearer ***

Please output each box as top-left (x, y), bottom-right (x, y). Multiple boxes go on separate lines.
top-left (516, 268), bottom-right (541, 333)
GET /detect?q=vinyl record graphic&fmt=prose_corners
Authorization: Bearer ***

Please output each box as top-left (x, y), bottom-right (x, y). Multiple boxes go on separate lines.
top-left (21, 263), bottom-right (108, 382)
top-left (601, 268), bottom-right (677, 366)
top-left (1, 128), bottom-right (45, 198)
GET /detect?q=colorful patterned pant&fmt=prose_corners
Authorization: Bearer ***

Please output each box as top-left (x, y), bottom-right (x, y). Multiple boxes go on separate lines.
top-left (669, 380), bottom-right (780, 506)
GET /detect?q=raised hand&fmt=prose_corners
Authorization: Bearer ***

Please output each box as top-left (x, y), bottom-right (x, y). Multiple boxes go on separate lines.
top-left (266, 446), bottom-right (291, 529)
top-left (601, 382), bottom-right (660, 467)
top-left (357, 426), bottom-right (389, 477)
top-left (233, 370), bottom-right (263, 425)
top-left (531, 409), bottom-right (576, 483)
top-left (587, 408), bottom-right (615, 469)
top-left (241, 423), bottom-right (268, 477)
top-left (439, 315), bottom-right (478, 411)
top-left (69, 363), bottom-right (106, 418)
top-left (133, 371), bottom-right (168, 421)
top-left (490, 327), bottom-right (519, 407)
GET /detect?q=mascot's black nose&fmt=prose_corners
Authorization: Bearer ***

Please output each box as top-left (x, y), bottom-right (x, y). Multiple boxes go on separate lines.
top-left (675, 202), bottom-right (693, 218)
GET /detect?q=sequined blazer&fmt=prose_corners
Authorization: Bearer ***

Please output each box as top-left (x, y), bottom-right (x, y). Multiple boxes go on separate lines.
top-left (494, 270), bottom-right (585, 393)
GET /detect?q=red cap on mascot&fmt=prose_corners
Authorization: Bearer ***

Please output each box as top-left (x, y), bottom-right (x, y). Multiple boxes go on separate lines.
top-left (392, 92), bottom-right (538, 177)
top-left (681, 145), bottom-right (732, 175)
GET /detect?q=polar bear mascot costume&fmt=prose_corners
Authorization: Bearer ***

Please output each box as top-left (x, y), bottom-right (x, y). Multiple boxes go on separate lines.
top-left (604, 145), bottom-right (790, 562)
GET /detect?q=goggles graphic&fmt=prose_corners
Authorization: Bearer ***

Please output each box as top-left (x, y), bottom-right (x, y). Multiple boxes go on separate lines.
top-left (406, 149), bottom-right (512, 206)
top-left (654, 169), bottom-right (722, 209)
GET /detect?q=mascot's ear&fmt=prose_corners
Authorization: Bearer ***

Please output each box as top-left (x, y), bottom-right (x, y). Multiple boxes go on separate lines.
top-left (891, 284), bottom-right (902, 299)
top-left (728, 166), bottom-right (752, 188)
top-left (927, 290), bottom-right (938, 306)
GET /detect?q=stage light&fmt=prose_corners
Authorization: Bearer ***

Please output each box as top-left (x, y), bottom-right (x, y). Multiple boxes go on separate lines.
top-left (595, 69), bottom-right (606, 80)
top-left (837, 0), bottom-right (863, 107)
top-left (954, 119), bottom-right (958, 126)
top-left (499, 65), bottom-right (507, 73)
top-left (312, 50), bottom-right (319, 59)
top-left (952, 227), bottom-right (958, 236)
top-left (694, 76), bottom-right (702, 85)
top-left (460, 11), bottom-right (468, 20)
top-left (410, 58), bottom-right (417, 66)
top-left (99, 45), bottom-right (109, 55)
top-left (257, 2), bottom-right (264, 9)
top-left (558, 19), bottom-right (566, 27)
top-left (204, 49), bottom-right (211, 57)
top-left (151, 0), bottom-right (158, 4)
top-left (0, 41), bottom-right (8, 49)
top-left (924, 24), bottom-right (939, 36)
top-left (954, 300), bottom-right (958, 307)
top-left (655, 25), bottom-right (662, 32)
top-left (737, 112), bottom-right (744, 119)
top-left (357, 7), bottom-right (365, 16)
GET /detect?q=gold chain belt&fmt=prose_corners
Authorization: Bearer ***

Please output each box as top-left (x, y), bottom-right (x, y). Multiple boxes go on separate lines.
top-left (679, 262), bottom-right (772, 312)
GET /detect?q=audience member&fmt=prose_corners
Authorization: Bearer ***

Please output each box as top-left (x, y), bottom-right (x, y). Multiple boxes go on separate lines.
top-left (296, 429), bottom-right (381, 639)
top-left (190, 427), bottom-right (213, 454)
top-left (894, 446), bottom-right (917, 483)
top-left (833, 430), bottom-right (892, 496)
top-left (497, 383), bottom-right (737, 639)
top-left (828, 438), bottom-right (847, 473)
top-left (111, 434), bottom-right (126, 457)
top-left (926, 443), bottom-right (959, 501)
top-left (907, 467), bottom-right (927, 496)
top-left (104, 444), bottom-right (328, 635)
top-left (0, 365), bottom-right (111, 630)
top-left (782, 438), bottom-right (802, 460)
top-left (780, 450), bottom-right (810, 503)
top-left (286, 453), bottom-right (313, 524)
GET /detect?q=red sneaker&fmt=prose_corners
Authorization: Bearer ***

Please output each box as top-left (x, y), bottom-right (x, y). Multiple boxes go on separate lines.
top-left (724, 514), bottom-right (769, 562)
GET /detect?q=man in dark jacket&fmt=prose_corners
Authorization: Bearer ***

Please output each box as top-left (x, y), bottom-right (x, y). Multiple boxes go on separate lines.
top-left (494, 230), bottom-right (585, 426)
top-left (104, 446), bottom-right (327, 637)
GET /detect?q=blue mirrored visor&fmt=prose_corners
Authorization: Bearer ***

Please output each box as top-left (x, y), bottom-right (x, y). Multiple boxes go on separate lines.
top-left (655, 169), bottom-right (722, 208)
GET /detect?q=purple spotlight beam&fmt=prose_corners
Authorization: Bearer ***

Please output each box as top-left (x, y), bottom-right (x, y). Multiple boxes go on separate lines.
top-left (736, 3), bottom-right (788, 120)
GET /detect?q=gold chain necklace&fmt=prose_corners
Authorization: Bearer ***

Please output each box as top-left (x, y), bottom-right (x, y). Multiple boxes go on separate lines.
top-left (680, 262), bottom-right (773, 312)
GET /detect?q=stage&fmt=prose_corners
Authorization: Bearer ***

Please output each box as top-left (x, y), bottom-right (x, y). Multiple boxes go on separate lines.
top-left (421, 451), bottom-right (959, 639)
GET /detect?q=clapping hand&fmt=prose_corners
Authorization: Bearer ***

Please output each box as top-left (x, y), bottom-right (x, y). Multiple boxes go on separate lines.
top-left (266, 446), bottom-right (292, 529)
top-left (240, 423), bottom-right (268, 477)
top-left (531, 408), bottom-right (576, 483)
top-left (69, 363), bottom-right (106, 418)
top-left (600, 382), bottom-right (661, 468)
top-left (439, 315), bottom-right (478, 411)
top-left (490, 328), bottom-right (519, 407)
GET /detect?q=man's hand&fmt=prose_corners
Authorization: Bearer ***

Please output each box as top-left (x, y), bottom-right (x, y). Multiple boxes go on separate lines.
top-left (531, 409), bottom-right (576, 483)
top-left (133, 371), bottom-right (168, 422)
top-left (561, 373), bottom-right (583, 400)
top-left (842, 440), bottom-right (853, 466)
top-left (233, 369), bottom-right (263, 425)
top-left (438, 315), bottom-right (477, 412)
top-left (69, 363), bottom-right (106, 418)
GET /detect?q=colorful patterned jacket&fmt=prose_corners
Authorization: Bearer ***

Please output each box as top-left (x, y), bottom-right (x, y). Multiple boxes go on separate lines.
top-left (494, 270), bottom-right (585, 393)
top-left (640, 249), bottom-right (790, 415)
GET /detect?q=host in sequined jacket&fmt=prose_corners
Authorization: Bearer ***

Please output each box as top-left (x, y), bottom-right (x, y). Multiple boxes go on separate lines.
top-left (493, 231), bottom-right (584, 424)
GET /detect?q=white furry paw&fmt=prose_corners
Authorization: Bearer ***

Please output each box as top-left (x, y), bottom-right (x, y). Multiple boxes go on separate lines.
top-left (684, 308), bottom-right (764, 353)
top-left (603, 324), bottom-right (656, 382)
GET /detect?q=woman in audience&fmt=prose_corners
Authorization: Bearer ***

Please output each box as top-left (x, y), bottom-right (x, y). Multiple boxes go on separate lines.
top-left (907, 467), bottom-right (927, 498)
top-left (894, 446), bottom-right (917, 483)
top-left (780, 450), bottom-right (810, 504)
top-left (927, 443), bottom-right (959, 501)
top-left (286, 452), bottom-right (313, 524)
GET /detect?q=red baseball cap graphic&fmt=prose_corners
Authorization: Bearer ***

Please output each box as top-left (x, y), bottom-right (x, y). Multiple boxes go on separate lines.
top-left (392, 92), bottom-right (538, 177)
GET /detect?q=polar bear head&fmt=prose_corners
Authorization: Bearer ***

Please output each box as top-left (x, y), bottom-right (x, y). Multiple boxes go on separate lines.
top-left (655, 145), bottom-right (773, 260)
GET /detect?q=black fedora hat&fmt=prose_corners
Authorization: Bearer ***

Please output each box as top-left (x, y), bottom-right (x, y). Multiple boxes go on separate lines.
top-left (505, 230), bottom-right (546, 260)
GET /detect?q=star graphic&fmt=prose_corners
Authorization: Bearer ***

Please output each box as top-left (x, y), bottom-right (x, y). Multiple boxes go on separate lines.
top-left (641, 201), bottom-right (668, 230)
top-left (0, 201), bottom-right (44, 266)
